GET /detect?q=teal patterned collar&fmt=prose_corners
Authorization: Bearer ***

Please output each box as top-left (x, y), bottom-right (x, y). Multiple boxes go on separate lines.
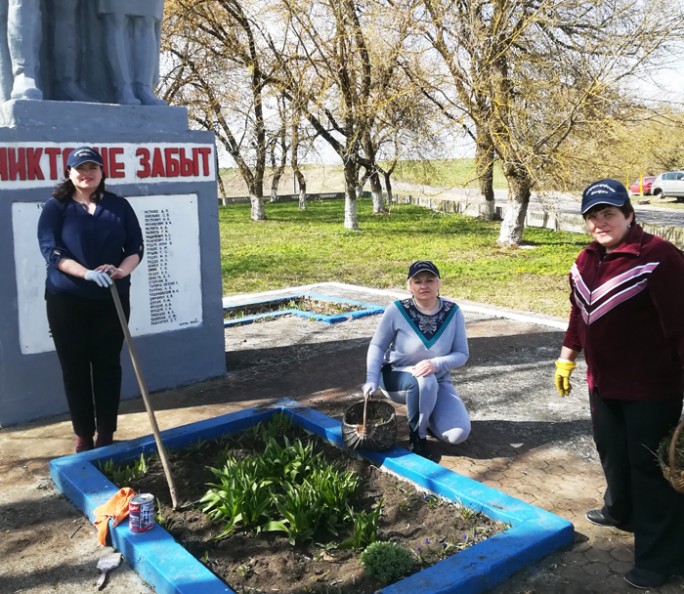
top-left (395, 298), bottom-right (459, 348)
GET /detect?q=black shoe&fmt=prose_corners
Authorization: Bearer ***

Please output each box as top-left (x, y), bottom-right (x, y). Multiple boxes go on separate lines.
top-left (585, 508), bottom-right (632, 531)
top-left (410, 436), bottom-right (433, 459)
top-left (624, 568), bottom-right (667, 589)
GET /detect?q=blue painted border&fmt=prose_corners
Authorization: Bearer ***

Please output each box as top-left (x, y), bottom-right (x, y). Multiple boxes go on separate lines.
top-left (223, 292), bottom-right (385, 327)
top-left (50, 402), bottom-right (573, 594)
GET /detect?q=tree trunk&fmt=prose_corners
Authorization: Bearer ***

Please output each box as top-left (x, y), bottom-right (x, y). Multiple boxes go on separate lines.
top-left (270, 170), bottom-right (283, 202)
top-left (295, 170), bottom-right (307, 209)
top-left (475, 134), bottom-right (496, 220)
top-left (250, 193), bottom-right (266, 221)
top-left (383, 171), bottom-right (394, 206)
top-left (497, 172), bottom-right (531, 246)
top-left (343, 162), bottom-right (360, 230)
top-left (216, 151), bottom-right (227, 200)
top-left (217, 175), bottom-right (227, 202)
top-left (370, 171), bottom-right (385, 214)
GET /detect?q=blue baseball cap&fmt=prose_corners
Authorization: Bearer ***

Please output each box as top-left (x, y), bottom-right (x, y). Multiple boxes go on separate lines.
top-left (67, 146), bottom-right (104, 168)
top-left (581, 179), bottom-right (629, 215)
top-left (408, 261), bottom-right (440, 279)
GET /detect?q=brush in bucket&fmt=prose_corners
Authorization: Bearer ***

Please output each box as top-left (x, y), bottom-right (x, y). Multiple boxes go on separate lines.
top-left (342, 392), bottom-right (397, 451)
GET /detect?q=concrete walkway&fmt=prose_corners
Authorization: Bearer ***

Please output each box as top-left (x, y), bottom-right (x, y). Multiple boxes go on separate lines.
top-left (1, 283), bottom-right (683, 593)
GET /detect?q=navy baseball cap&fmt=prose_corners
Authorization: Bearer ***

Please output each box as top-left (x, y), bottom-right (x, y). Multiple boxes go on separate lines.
top-left (581, 179), bottom-right (629, 215)
top-left (67, 146), bottom-right (103, 168)
top-left (407, 260), bottom-right (440, 279)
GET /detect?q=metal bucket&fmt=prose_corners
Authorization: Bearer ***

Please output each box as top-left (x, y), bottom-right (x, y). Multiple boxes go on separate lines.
top-left (342, 400), bottom-right (397, 451)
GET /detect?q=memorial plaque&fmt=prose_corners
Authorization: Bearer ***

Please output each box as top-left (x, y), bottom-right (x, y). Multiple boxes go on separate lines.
top-left (12, 193), bottom-right (203, 355)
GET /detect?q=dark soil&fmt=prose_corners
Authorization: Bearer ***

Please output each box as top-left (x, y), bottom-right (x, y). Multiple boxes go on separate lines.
top-left (120, 421), bottom-right (506, 594)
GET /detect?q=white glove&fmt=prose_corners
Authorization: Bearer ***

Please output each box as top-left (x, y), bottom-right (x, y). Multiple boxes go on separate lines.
top-left (84, 270), bottom-right (113, 288)
top-left (362, 383), bottom-right (378, 398)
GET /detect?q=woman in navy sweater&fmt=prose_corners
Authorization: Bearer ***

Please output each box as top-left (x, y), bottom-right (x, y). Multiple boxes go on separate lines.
top-left (555, 179), bottom-right (684, 589)
top-left (38, 146), bottom-right (144, 453)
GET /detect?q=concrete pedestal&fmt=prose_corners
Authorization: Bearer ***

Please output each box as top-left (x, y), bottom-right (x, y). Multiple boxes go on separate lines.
top-left (0, 100), bottom-right (225, 427)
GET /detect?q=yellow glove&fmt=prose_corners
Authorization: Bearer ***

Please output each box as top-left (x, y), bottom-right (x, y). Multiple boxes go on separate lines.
top-left (554, 360), bottom-right (576, 397)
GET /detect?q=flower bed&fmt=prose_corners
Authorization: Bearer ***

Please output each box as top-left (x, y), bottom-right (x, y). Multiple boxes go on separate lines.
top-left (50, 402), bottom-right (574, 594)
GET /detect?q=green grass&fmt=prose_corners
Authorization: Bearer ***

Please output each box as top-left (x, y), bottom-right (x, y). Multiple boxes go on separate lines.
top-left (220, 198), bottom-right (587, 318)
top-left (389, 158), bottom-right (507, 189)
top-left (219, 158), bottom-right (508, 192)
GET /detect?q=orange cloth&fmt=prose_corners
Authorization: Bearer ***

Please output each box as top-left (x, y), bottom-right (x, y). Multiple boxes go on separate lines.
top-left (92, 487), bottom-right (137, 546)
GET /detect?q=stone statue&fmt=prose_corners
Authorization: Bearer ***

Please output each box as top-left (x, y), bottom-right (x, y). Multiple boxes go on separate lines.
top-left (96, 0), bottom-right (166, 106)
top-left (51, 0), bottom-right (94, 102)
top-left (0, 0), bottom-right (42, 102)
top-left (0, 0), bottom-right (166, 106)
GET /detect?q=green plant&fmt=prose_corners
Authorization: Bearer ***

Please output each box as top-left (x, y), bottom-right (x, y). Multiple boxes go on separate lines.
top-left (423, 493), bottom-right (441, 509)
top-left (200, 456), bottom-right (275, 539)
top-left (265, 481), bottom-right (321, 545)
top-left (309, 465), bottom-right (359, 520)
top-left (200, 415), bottom-right (363, 545)
top-left (339, 499), bottom-right (383, 550)
top-left (260, 435), bottom-right (318, 484)
top-left (389, 158), bottom-right (507, 190)
top-left (360, 540), bottom-right (416, 584)
top-left (264, 463), bottom-right (359, 544)
top-left (235, 563), bottom-right (252, 578)
top-left (99, 453), bottom-right (149, 486)
top-left (458, 503), bottom-right (480, 522)
top-left (156, 500), bottom-right (174, 531)
top-left (252, 411), bottom-right (293, 442)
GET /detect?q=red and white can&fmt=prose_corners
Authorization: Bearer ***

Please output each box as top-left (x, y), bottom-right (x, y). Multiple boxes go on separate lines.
top-left (129, 493), bottom-right (155, 533)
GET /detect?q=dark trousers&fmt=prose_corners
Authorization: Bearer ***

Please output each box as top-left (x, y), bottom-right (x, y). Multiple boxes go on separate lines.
top-left (46, 291), bottom-right (129, 438)
top-left (590, 389), bottom-right (684, 575)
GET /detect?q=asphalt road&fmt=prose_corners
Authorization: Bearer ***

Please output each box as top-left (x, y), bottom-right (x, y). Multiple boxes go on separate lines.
top-left (393, 181), bottom-right (684, 228)
top-left (494, 188), bottom-right (684, 227)
top-left (621, 203), bottom-right (684, 227)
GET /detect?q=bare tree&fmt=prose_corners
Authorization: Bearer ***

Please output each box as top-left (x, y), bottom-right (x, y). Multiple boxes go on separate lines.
top-left (268, 97), bottom-right (291, 202)
top-left (161, 0), bottom-right (283, 221)
top-left (161, 0), bottom-right (684, 240)
top-left (419, 0), bottom-right (684, 245)
top-left (415, 3), bottom-right (498, 219)
top-left (290, 103), bottom-right (311, 209)
top-left (572, 107), bottom-right (684, 181)
top-left (270, 0), bottom-right (423, 229)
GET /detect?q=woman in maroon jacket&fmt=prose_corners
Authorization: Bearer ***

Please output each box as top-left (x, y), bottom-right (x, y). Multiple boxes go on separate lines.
top-left (555, 179), bottom-right (684, 590)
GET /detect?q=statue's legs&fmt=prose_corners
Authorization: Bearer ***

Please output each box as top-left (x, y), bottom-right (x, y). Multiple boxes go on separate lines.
top-left (100, 13), bottom-right (139, 105)
top-left (0, 0), bottom-right (12, 101)
top-left (7, 0), bottom-right (42, 100)
top-left (131, 16), bottom-right (164, 106)
top-left (52, 0), bottom-right (94, 102)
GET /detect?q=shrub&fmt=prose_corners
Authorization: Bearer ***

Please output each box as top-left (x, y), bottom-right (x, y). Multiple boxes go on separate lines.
top-left (360, 540), bottom-right (416, 584)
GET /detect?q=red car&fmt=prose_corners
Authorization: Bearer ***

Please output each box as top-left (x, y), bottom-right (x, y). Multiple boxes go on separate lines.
top-left (629, 176), bottom-right (656, 195)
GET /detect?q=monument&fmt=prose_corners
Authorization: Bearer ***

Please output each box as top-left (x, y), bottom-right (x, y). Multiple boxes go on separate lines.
top-left (0, 1), bottom-right (226, 426)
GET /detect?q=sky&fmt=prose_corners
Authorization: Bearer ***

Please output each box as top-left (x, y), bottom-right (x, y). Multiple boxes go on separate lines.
top-left (211, 7), bottom-right (684, 170)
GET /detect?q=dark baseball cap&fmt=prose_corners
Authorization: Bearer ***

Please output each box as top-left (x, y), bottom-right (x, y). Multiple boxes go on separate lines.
top-left (67, 146), bottom-right (104, 168)
top-left (407, 261), bottom-right (440, 279)
top-left (581, 179), bottom-right (629, 215)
